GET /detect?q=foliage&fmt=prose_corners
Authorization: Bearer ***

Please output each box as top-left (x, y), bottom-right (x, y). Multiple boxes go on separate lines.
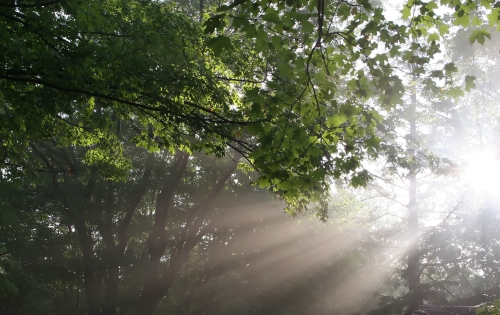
top-left (1, 0), bottom-right (476, 219)
top-left (477, 301), bottom-right (500, 315)
top-left (403, 0), bottom-right (500, 45)
top-left (2, 0), bottom-right (500, 314)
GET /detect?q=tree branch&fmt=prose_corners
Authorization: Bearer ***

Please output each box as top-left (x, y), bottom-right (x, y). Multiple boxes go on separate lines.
top-left (117, 154), bottom-right (154, 254)
top-left (146, 152), bottom-right (189, 260)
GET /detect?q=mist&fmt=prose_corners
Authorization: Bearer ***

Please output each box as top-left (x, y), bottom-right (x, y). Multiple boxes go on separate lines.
top-left (2, 1), bottom-right (500, 315)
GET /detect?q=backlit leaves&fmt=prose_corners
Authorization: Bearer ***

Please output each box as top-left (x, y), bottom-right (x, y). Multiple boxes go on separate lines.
top-left (469, 29), bottom-right (492, 44)
top-left (3, 0), bottom-right (498, 215)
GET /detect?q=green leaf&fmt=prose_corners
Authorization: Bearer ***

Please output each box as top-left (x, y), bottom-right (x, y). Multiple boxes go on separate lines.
top-left (471, 15), bottom-right (481, 26)
top-left (402, 5), bottom-right (411, 19)
top-left (487, 9), bottom-right (499, 26)
top-left (469, 29), bottom-right (491, 45)
top-left (326, 115), bottom-right (342, 127)
top-left (480, 0), bottom-right (492, 9)
top-left (447, 87), bottom-right (464, 99)
top-left (203, 14), bottom-right (226, 34)
top-left (232, 17), bottom-right (249, 30)
top-left (444, 62), bottom-right (458, 73)
top-left (425, 2), bottom-right (438, 10)
top-left (389, 46), bottom-right (400, 57)
top-left (365, 136), bottom-right (381, 149)
top-left (262, 10), bottom-right (280, 24)
top-left (438, 24), bottom-right (449, 35)
top-left (427, 32), bottom-right (440, 42)
top-left (255, 176), bottom-right (270, 188)
top-left (207, 35), bottom-right (233, 56)
top-left (454, 15), bottom-right (469, 27)
top-left (337, 4), bottom-right (351, 21)
top-left (465, 75), bottom-right (476, 92)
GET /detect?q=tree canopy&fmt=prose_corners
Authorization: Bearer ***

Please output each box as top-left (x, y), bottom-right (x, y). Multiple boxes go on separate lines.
top-left (2, 0), bottom-right (500, 315)
top-left (0, 0), bottom-right (450, 215)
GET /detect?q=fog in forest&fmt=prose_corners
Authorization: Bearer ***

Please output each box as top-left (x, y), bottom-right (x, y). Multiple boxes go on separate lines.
top-left (2, 1), bottom-right (500, 315)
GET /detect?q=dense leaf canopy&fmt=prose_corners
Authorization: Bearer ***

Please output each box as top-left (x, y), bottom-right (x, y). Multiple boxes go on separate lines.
top-left (0, 0), bottom-right (436, 214)
top-left (2, 0), bottom-right (500, 315)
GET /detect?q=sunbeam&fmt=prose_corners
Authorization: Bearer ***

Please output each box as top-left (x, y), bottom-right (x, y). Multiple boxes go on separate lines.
top-left (464, 148), bottom-right (500, 195)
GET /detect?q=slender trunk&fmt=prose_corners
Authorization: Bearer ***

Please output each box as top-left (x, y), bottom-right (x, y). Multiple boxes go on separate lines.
top-left (77, 223), bottom-right (102, 315)
top-left (76, 282), bottom-right (80, 314)
top-left (408, 171), bottom-right (419, 291)
top-left (407, 80), bottom-right (421, 313)
top-left (100, 212), bottom-right (119, 315)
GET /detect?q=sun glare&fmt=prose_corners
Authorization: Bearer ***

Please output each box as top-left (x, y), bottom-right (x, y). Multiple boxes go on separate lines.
top-left (464, 149), bottom-right (500, 195)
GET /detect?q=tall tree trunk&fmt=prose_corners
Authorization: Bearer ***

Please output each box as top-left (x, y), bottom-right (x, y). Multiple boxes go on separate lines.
top-left (78, 229), bottom-right (102, 315)
top-left (134, 153), bottom-right (241, 315)
top-left (100, 158), bottom-right (154, 315)
top-left (134, 280), bottom-right (169, 315)
top-left (407, 81), bottom-right (421, 313)
top-left (100, 196), bottom-right (120, 315)
top-left (134, 152), bottom-right (190, 315)
top-left (76, 282), bottom-right (80, 314)
top-left (101, 264), bottom-right (119, 315)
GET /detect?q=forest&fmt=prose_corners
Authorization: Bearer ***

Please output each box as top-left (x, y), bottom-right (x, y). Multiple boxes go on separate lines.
top-left (1, 0), bottom-right (500, 314)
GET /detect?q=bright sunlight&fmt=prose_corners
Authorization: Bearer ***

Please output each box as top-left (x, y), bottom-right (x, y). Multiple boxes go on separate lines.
top-left (464, 148), bottom-right (500, 195)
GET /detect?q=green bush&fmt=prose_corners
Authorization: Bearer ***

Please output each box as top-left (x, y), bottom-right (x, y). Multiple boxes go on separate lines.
top-left (477, 301), bottom-right (500, 315)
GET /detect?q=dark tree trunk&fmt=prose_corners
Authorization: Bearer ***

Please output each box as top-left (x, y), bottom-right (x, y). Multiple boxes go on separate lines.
top-left (199, 0), bottom-right (204, 23)
top-left (134, 284), bottom-right (167, 315)
top-left (77, 222), bottom-right (102, 315)
top-left (101, 264), bottom-right (120, 315)
top-left (133, 153), bottom-right (241, 315)
top-left (82, 262), bottom-right (102, 315)
top-left (76, 282), bottom-right (80, 314)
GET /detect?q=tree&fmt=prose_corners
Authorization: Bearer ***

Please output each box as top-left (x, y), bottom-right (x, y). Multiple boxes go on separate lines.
top-left (1, 135), bottom-right (250, 315)
top-left (3, 0), bottom-right (500, 315)
top-left (1, 0), bottom-right (458, 213)
top-left (359, 23), bottom-right (500, 315)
